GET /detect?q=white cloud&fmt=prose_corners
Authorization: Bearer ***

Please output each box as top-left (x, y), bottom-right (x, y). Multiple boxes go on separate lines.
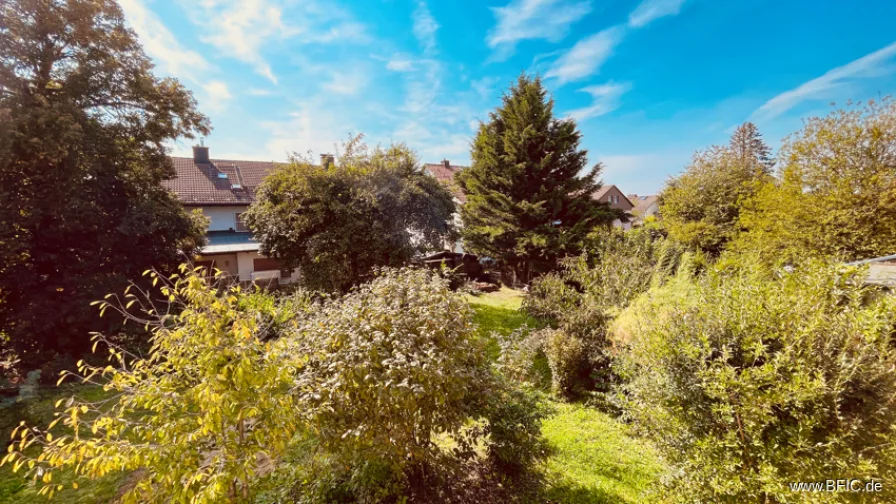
top-left (117, 0), bottom-right (211, 81)
top-left (321, 70), bottom-right (368, 95)
top-left (118, 0), bottom-right (235, 112)
top-left (486, 0), bottom-right (592, 61)
top-left (386, 55), bottom-right (416, 72)
top-left (471, 76), bottom-right (500, 101)
top-left (201, 81), bottom-right (232, 112)
top-left (178, 0), bottom-right (368, 84)
top-left (412, 2), bottom-right (439, 55)
top-left (261, 99), bottom-right (358, 160)
top-left (628, 0), bottom-right (687, 28)
top-left (567, 82), bottom-right (631, 121)
top-left (545, 26), bottom-right (625, 84)
top-left (751, 41), bottom-right (896, 123)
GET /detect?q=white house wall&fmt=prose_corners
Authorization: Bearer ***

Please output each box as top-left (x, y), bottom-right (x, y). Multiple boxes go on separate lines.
top-left (189, 205), bottom-right (250, 232)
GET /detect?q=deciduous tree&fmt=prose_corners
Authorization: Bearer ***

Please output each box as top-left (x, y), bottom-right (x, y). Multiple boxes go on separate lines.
top-left (660, 124), bottom-right (773, 255)
top-left (0, 0), bottom-right (210, 367)
top-left (244, 137), bottom-right (456, 292)
top-left (734, 99), bottom-right (896, 263)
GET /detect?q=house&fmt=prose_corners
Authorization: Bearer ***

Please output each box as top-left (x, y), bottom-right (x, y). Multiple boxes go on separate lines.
top-left (593, 184), bottom-right (634, 230)
top-left (162, 145), bottom-right (302, 286)
top-left (163, 146), bottom-right (465, 285)
top-left (423, 159), bottom-right (466, 253)
top-left (627, 194), bottom-right (660, 226)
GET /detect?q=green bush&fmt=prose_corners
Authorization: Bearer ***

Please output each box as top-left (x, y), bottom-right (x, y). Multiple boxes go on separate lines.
top-left (479, 386), bottom-right (551, 475)
top-left (520, 228), bottom-right (684, 401)
top-left (542, 329), bottom-right (589, 400)
top-left (616, 259), bottom-right (896, 502)
top-left (281, 268), bottom-right (545, 501)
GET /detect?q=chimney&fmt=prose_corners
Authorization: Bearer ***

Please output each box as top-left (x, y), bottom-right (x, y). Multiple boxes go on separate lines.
top-left (320, 153), bottom-right (335, 167)
top-left (442, 159), bottom-right (450, 169)
top-left (193, 144), bottom-right (210, 164)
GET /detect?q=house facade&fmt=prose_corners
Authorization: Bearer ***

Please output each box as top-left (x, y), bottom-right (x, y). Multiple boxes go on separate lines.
top-left (423, 159), bottom-right (466, 253)
top-left (627, 194), bottom-right (660, 226)
top-left (593, 184), bottom-right (635, 230)
top-left (162, 145), bottom-right (299, 286)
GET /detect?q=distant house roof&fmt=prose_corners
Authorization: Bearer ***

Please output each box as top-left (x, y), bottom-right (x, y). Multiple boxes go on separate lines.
top-left (628, 194), bottom-right (659, 215)
top-left (424, 161), bottom-right (467, 203)
top-left (163, 157), bottom-right (280, 206)
top-left (593, 185), bottom-right (634, 210)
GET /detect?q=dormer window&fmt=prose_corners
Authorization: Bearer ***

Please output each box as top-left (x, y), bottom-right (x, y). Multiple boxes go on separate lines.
top-left (217, 172), bottom-right (228, 179)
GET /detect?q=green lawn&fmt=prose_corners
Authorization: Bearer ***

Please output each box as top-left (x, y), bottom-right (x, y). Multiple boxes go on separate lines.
top-left (467, 287), bottom-right (664, 504)
top-left (0, 385), bottom-right (128, 504)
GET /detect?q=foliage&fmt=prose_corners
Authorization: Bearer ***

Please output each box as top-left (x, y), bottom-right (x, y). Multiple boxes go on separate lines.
top-left (244, 137), bottom-right (456, 293)
top-left (660, 122), bottom-right (772, 255)
top-left (520, 228), bottom-right (684, 400)
top-left (457, 74), bottom-right (619, 284)
top-left (3, 267), bottom-right (301, 503)
top-left (615, 258), bottom-right (896, 503)
top-left (541, 329), bottom-right (589, 400)
top-left (0, 0), bottom-right (210, 368)
top-left (478, 386), bottom-right (551, 475)
top-left (734, 99), bottom-right (896, 264)
top-left (280, 268), bottom-right (495, 499)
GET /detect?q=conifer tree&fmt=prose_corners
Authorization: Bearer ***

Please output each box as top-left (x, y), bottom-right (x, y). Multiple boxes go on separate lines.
top-left (457, 74), bottom-right (617, 283)
top-left (729, 122), bottom-right (774, 172)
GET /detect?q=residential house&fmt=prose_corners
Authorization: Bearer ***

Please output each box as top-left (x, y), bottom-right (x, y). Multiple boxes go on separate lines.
top-left (593, 184), bottom-right (634, 230)
top-left (627, 194), bottom-right (660, 226)
top-left (162, 145), bottom-right (303, 286)
top-left (164, 146), bottom-right (465, 285)
top-left (423, 159), bottom-right (467, 253)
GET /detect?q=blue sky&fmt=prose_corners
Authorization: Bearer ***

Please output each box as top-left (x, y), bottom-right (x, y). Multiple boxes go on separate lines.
top-left (120, 0), bottom-right (896, 194)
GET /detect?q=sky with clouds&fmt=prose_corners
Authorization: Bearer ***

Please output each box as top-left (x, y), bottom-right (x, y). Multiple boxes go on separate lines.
top-left (121, 0), bottom-right (896, 194)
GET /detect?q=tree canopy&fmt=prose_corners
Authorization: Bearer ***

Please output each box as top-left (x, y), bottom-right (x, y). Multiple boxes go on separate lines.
top-left (457, 74), bottom-right (618, 283)
top-left (0, 0), bottom-right (210, 367)
top-left (244, 137), bottom-right (456, 292)
top-left (733, 99), bottom-right (896, 263)
top-left (660, 122), bottom-right (773, 255)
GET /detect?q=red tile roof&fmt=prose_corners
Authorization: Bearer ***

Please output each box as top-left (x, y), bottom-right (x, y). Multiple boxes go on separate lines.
top-left (165, 156), bottom-right (467, 206)
top-left (424, 162), bottom-right (467, 203)
top-left (163, 157), bottom-right (281, 205)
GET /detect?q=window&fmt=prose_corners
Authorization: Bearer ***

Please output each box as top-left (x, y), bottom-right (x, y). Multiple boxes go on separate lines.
top-left (235, 212), bottom-right (250, 232)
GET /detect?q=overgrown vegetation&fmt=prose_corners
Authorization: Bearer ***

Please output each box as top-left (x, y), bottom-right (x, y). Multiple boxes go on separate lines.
top-left (614, 259), bottom-right (896, 502)
top-left (3, 268), bottom-right (549, 503)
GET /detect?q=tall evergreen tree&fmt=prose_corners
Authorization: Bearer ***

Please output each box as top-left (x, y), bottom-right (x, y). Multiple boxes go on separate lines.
top-left (457, 74), bottom-right (617, 283)
top-left (729, 122), bottom-right (774, 172)
top-left (0, 0), bottom-right (210, 368)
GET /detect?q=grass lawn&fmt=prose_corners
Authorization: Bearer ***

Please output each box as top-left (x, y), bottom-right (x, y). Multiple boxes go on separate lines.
top-left (465, 287), bottom-right (543, 358)
top-left (0, 385), bottom-right (128, 504)
top-left (467, 287), bottom-right (664, 504)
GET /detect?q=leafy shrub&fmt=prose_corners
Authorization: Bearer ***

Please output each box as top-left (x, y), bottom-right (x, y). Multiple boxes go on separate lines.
top-left (478, 386), bottom-right (551, 475)
top-left (3, 267), bottom-right (302, 503)
top-left (616, 259), bottom-right (896, 502)
top-left (521, 228), bottom-right (684, 401)
top-left (280, 268), bottom-right (545, 501)
top-left (541, 329), bottom-right (589, 399)
top-left (5, 267), bottom-right (548, 503)
top-left (521, 273), bottom-right (579, 322)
